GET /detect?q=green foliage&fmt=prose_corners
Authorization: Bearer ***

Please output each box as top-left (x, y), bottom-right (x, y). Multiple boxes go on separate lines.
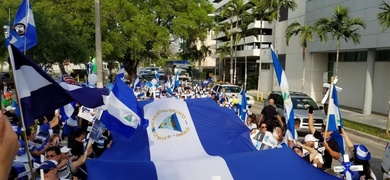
top-left (285, 22), bottom-right (315, 48)
top-left (0, 0), bottom-right (214, 78)
top-left (378, 0), bottom-right (390, 31)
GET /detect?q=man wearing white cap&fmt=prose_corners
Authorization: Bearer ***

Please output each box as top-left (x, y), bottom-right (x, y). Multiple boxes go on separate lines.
top-left (303, 134), bottom-right (324, 168)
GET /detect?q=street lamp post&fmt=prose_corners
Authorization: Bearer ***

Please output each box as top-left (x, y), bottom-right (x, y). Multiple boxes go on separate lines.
top-left (95, 0), bottom-right (103, 88)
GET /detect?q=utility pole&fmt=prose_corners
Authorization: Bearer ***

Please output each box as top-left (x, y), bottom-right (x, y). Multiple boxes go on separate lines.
top-left (95, 0), bottom-right (103, 88)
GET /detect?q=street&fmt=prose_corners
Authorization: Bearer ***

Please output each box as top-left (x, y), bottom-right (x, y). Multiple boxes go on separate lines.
top-left (249, 102), bottom-right (386, 178)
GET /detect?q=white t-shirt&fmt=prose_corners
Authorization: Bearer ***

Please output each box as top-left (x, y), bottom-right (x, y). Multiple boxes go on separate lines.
top-left (283, 129), bottom-right (297, 145)
top-left (303, 149), bottom-right (324, 167)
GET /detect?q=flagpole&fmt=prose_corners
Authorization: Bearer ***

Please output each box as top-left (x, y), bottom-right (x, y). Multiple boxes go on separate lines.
top-left (23, 0), bottom-right (29, 55)
top-left (324, 77), bottom-right (336, 139)
top-left (6, 44), bottom-right (35, 179)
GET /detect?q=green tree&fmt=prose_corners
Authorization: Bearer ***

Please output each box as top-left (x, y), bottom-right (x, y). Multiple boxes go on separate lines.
top-left (315, 5), bottom-right (366, 77)
top-left (221, 0), bottom-right (251, 84)
top-left (285, 22), bottom-right (315, 92)
top-left (239, 15), bottom-right (254, 90)
top-left (216, 42), bottom-right (231, 82)
top-left (378, 0), bottom-right (390, 31)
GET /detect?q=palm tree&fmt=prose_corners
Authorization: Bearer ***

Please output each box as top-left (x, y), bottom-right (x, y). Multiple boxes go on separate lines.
top-left (222, 0), bottom-right (252, 84)
top-left (285, 22), bottom-right (315, 92)
top-left (238, 15), bottom-right (255, 90)
top-left (378, 0), bottom-right (390, 31)
top-left (214, 22), bottom-right (235, 82)
top-left (315, 5), bottom-right (366, 77)
top-left (249, 0), bottom-right (296, 97)
top-left (216, 42), bottom-right (231, 82)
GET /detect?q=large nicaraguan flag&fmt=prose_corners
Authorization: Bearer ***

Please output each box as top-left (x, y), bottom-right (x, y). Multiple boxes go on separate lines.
top-left (327, 84), bottom-right (345, 155)
top-left (271, 48), bottom-right (295, 139)
top-left (10, 0), bottom-right (37, 51)
top-left (100, 77), bottom-right (145, 138)
top-left (8, 44), bottom-right (109, 127)
top-left (87, 98), bottom-right (338, 180)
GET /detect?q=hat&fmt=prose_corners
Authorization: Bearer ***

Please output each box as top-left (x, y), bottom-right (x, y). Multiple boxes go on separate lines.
top-left (4, 92), bottom-right (11, 98)
top-left (304, 134), bottom-right (319, 142)
top-left (60, 146), bottom-right (72, 153)
top-left (354, 144), bottom-right (371, 161)
top-left (38, 160), bottom-right (57, 171)
top-left (6, 106), bottom-right (16, 111)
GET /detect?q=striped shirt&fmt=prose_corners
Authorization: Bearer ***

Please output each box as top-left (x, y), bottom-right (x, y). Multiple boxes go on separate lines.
top-left (57, 159), bottom-right (73, 180)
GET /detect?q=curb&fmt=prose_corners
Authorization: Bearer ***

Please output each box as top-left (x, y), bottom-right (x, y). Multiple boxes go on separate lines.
top-left (344, 127), bottom-right (388, 145)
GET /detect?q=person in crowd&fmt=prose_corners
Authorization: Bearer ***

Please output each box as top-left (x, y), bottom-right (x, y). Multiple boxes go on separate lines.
top-left (36, 160), bottom-right (59, 180)
top-left (0, 112), bottom-right (19, 180)
top-left (2, 92), bottom-right (13, 112)
top-left (273, 126), bottom-right (287, 148)
top-left (45, 146), bottom-right (92, 180)
top-left (341, 129), bottom-right (376, 180)
top-left (246, 115), bottom-right (257, 130)
top-left (258, 98), bottom-right (283, 131)
top-left (293, 141), bottom-right (319, 163)
top-left (68, 129), bottom-right (88, 179)
top-left (284, 118), bottom-right (300, 148)
top-left (258, 122), bottom-right (268, 133)
top-left (49, 134), bottom-right (61, 147)
top-left (4, 106), bottom-right (19, 125)
top-left (26, 127), bottom-right (51, 163)
top-left (210, 92), bottom-right (219, 103)
top-left (0, 81), bottom-right (11, 97)
top-left (303, 134), bottom-right (324, 168)
top-left (308, 109), bottom-right (340, 170)
top-left (38, 111), bottom-right (60, 135)
top-left (92, 128), bottom-right (113, 158)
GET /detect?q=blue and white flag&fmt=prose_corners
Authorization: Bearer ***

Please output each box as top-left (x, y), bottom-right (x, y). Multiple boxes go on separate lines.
top-left (327, 84), bottom-right (345, 155)
top-left (202, 78), bottom-right (212, 88)
top-left (115, 65), bottom-right (124, 82)
top-left (59, 101), bottom-right (76, 122)
top-left (155, 70), bottom-right (160, 80)
top-left (238, 90), bottom-right (248, 122)
top-left (87, 98), bottom-right (338, 180)
top-left (173, 71), bottom-right (180, 89)
top-left (8, 44), bottom-right (109, 127)
top-left (10, 0), bottom-right (37, 51)
top-left (271, 48), bottom-right (295, 139)
top-left (132, 76), bottom-right (140, 89)
top-left (100, 77), bottom-right (145, 138)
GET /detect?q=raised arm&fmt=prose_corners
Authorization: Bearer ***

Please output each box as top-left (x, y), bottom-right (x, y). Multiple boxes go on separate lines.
top-left (308, 110), bottom-right (315, 134)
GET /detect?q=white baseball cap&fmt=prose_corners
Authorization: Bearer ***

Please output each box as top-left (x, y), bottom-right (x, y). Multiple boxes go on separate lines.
top-left (6, 106), bottom-right (16, 111)
top-left (304, 134), bottom-right (319, 142)
top-left (60, 146), bottom-right (72, 153)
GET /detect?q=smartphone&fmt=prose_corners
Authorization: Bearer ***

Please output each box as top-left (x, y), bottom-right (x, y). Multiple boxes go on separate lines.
top-left (308, 106), bottom-right (314, 114)
top-left (338, 126), bottom-right (342, 134)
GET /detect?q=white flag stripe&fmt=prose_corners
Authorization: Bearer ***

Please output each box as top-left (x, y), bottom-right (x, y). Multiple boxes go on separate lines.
top-left (104, 92), bottom-right (140, 128)
top-left (15, 66), bottom-right (52, 99)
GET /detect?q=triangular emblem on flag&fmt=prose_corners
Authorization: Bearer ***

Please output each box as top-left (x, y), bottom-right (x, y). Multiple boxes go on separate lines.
top-left (158, 113), bottom-right (182, 132)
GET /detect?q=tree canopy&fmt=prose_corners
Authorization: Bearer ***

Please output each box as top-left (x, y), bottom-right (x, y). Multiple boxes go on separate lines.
top-left (0, 0), bottom-right (214, 78)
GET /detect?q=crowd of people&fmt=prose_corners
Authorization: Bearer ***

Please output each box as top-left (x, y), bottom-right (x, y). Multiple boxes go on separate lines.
top-left (248, 98), bottom-right (377, 180)
top-left (0, 79), bottom-right (378, 180)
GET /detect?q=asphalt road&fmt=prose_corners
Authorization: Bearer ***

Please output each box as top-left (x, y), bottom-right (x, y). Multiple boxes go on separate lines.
top-left (249, 102), bottom-right (386, 178)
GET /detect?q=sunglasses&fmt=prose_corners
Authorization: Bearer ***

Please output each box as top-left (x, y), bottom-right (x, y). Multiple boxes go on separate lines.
top-left (46, 154), bottom-right (56, 158)
top-left (261, 126), bottom-right (267, 129)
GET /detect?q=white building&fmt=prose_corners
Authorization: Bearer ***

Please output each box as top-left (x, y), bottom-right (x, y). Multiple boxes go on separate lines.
top-left (275, 0), bottom-right (390, 115)
top-left (210, 0), bottom-right (273, 87)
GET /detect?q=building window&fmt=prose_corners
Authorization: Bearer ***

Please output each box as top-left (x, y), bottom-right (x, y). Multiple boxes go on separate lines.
top-left (279, 6), bottom-right (288, 22)
top-left (261, 63), bottom-right (271, 70)
top-left (278, 54), bottom-right (286, 69)
top-left (377, 50), bottom-right (390, 61)
top-left (328, 51), bottom-right (367, 62)
top-left (260, 28), bottom-right (272, 35)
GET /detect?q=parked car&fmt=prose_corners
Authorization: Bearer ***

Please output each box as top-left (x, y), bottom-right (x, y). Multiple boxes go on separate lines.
top-left (0, 72), bottom-right (14, 88)
top-left (381, 142), bottom-right (390, 179)
top-left (211, 84), bottom-right (255, 108)
top-left (265, 91), bottom-right (326, 133)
